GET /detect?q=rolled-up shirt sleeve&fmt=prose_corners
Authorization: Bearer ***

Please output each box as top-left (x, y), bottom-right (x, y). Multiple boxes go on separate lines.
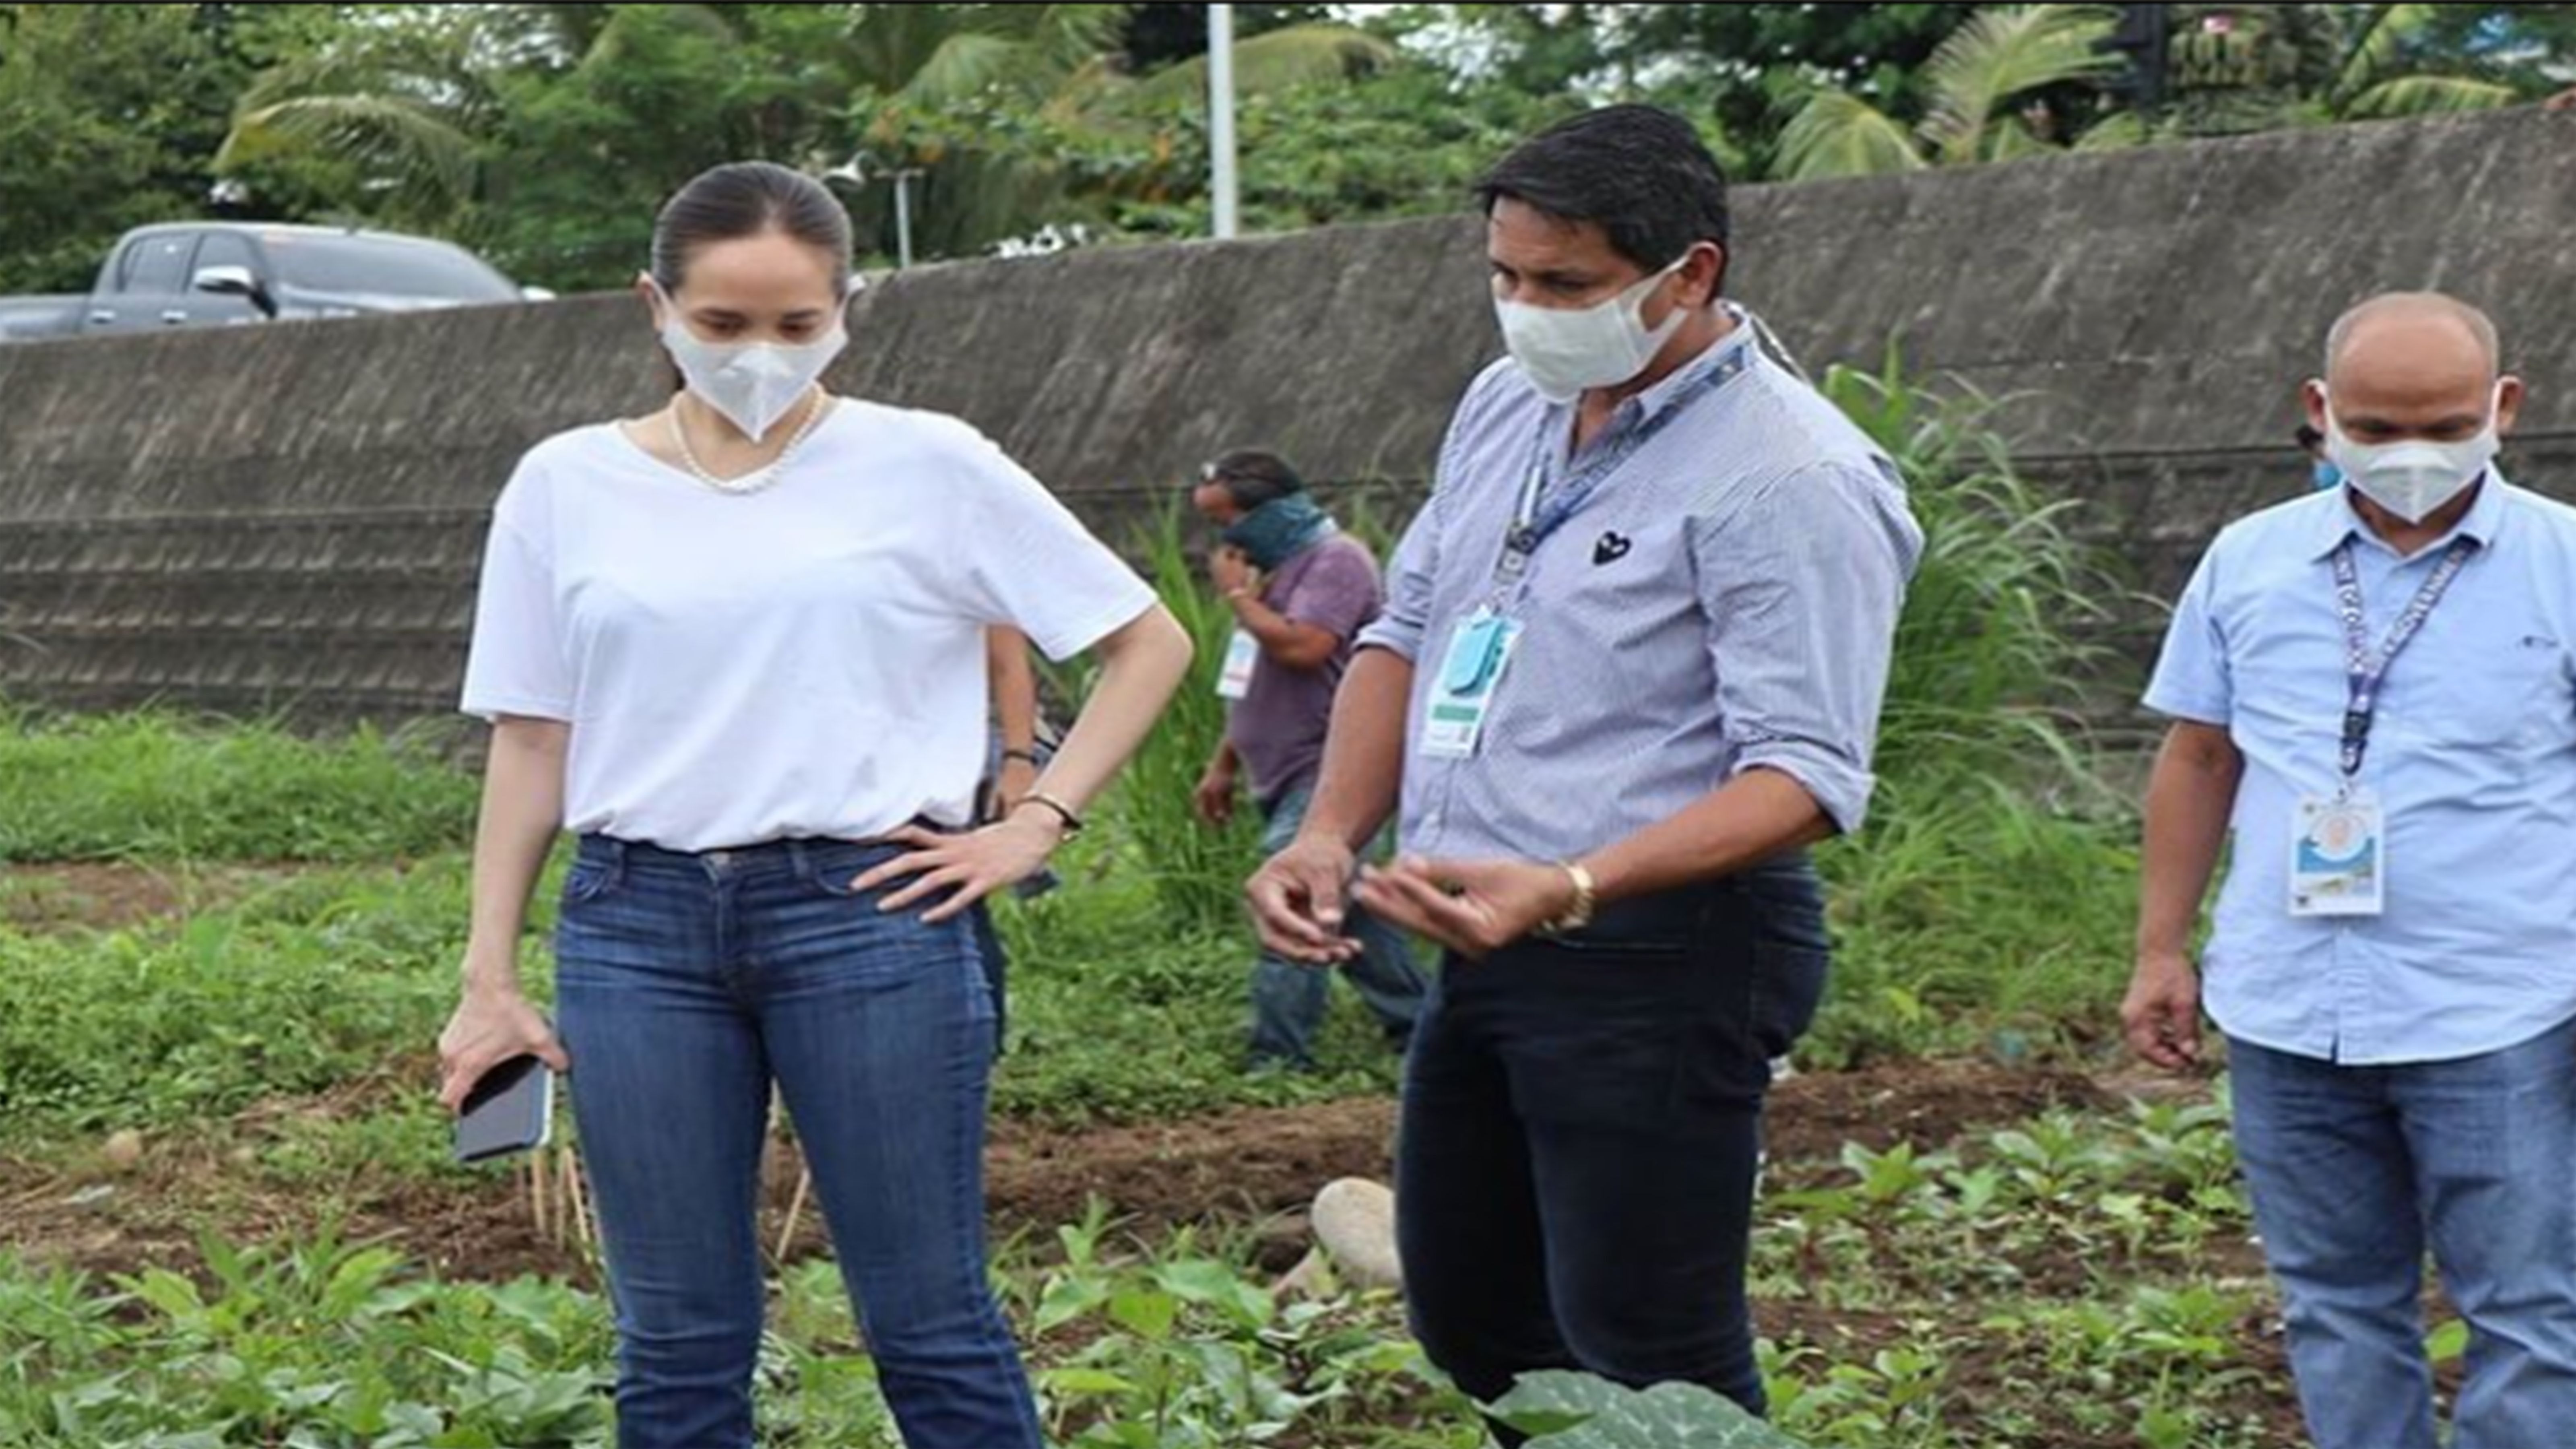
top-left (1693, 460), bottom-right (1922, 834)
top-left (1356, 497), bottom-right (1441, 662)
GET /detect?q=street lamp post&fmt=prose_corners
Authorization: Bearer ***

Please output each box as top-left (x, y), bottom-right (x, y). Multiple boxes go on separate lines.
top-left (887, 167), bottom-right (921, 270)
top-left (824, 157), bottom-right (925, 269)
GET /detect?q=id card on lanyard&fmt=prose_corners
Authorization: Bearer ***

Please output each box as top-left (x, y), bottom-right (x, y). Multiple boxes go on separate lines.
top-left (2289, 536), bottom-right (2477, 916)
top-left (1216, 629), bottom-right (1259, 700)
top-left (1417, 340), bottom-right (1756, 761)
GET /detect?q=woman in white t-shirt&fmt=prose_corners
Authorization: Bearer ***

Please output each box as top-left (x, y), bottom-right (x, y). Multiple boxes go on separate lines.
top-left (434, 161), bottom-right (1189, 1449)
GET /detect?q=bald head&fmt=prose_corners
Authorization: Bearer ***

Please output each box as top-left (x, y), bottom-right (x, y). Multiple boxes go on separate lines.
top-left (2309, 291), bottom-right (2520, 450)
top-left (2325, 293), bottom-right (2500, 383)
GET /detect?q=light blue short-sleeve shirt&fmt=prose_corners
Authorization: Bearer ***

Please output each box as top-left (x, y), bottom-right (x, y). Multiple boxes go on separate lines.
top-left (2146, 476), bottom-right (2576, 1064)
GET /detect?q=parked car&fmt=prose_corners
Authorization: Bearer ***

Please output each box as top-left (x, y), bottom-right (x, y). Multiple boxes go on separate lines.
top-left (0, 222), bottom-right (549, 343)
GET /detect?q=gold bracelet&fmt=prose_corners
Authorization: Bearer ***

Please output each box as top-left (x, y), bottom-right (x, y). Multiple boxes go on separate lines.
top-left (1541, 862), bottom-right (1598, 936)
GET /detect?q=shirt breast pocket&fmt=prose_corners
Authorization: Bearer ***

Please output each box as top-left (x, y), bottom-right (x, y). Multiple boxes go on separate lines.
top-left (2401, 642), bottom-right (2568, 752)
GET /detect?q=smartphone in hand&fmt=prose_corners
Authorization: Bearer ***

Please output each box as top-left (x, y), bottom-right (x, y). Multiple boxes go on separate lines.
top-left (453, 1054), bottom-right (555, 1164)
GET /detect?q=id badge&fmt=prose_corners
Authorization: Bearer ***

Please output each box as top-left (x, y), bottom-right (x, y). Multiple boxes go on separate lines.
top-left (2291, 791), bottom-right (2384, 917)
top-left (1216, 629), bottom-right (1259, 700)
top-left (1420, 609), bottom-right (1523, 759)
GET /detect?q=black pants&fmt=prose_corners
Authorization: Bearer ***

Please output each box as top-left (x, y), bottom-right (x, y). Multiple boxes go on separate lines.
top-left (1395, 855), bottom-right (1831, 1437)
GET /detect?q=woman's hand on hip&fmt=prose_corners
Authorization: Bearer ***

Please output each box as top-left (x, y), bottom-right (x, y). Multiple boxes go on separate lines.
top-left (855, 816), bottom-right (1064, 923)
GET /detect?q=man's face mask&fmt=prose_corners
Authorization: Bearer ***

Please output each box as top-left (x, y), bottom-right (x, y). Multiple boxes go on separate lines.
top-left (2322, 381), bottom-right (2505, 524)
top-left (1492, 252), bottom-right (1693, 404)
top-left (649, 277), bottom-right (849, 440)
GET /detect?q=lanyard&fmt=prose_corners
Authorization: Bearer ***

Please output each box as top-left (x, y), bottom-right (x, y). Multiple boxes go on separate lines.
top-left (2330, 536), bottom-right (2479, 782)
top-left (1491, 332), bottom-right (1757, 592)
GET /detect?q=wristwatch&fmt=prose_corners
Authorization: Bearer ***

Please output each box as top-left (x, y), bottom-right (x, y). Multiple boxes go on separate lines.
top-left (1540, 862), bottom-right (1598, 937)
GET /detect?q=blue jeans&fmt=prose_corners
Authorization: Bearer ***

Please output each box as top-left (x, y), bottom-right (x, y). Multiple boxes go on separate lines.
top-left (1397, 857), bottom-right (1831, 1439)
top-left (1248, 786), bottom-right (1427, 1068)
top-left (2228, 1015), bottom-right (2576, 1449)
top-left (553, 834), bottom-right (1042, 1449)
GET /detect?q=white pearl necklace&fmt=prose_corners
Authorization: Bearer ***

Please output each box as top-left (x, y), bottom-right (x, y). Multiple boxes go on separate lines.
top-left (667, 390), bottom-right (833, 495)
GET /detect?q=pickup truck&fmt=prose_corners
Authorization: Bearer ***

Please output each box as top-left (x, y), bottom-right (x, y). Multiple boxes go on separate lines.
top-left (0, 222), bottom-right (548, 343)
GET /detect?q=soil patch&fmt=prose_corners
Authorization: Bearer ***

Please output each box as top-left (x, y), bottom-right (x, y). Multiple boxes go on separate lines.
top-left (0, 861), bottom-right (315, 933)
top-left (0, 1061), bottom-right (2123, 1285)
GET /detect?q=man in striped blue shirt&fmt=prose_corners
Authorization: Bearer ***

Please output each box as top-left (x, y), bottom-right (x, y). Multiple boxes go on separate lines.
top-left (1248, 105), bottom-right (1922, 1428)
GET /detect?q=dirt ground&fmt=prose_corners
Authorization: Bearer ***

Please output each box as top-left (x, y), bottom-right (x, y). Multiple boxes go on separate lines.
top-left (0, 1061), bottom-right (2127, 1284)
top-left (0, 861), bottom-right (312, 933)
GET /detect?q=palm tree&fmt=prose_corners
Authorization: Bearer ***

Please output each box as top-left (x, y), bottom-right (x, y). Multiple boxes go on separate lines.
top-left (219, 4), bottom-right (1397, 260)
top-left (838, 6), bottom-right (1395, 255)
top-left (2329, 4), bottom-right (2520, 119)
top-left (1776, 5), bottom-right (2131, 182)
top-left (213, 4), bottom-right (523, 231)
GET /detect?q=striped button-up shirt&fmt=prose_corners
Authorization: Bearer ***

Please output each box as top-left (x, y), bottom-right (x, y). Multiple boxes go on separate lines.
top-left (1358, 316), bottom-right (1923, 863)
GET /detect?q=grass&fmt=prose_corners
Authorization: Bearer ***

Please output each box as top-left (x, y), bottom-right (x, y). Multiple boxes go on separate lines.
top-left (0, 824), bottom-right (1406, 1154)
top-left (1044, 500), bottom-right (1269, 939)
top-left (1798, 347), bottom-right (2144, 1066)
top-left (0, 708), bottom-right (477, 863)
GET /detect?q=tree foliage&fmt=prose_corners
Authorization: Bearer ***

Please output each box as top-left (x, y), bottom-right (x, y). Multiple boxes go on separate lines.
top-left (0, 3), bottom-right (2564, 296)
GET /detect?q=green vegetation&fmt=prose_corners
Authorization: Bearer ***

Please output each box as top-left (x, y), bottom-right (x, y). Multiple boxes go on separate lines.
top-left (0, 355), bottom-right (2305, 1446)
top-left (1806, 348), bottom-right (2142, 1065)
top-left (0, 709), bottom-right (476, 863)
top-left (0, 1096), bottom-right (2339, 1446)
top-left (0, 1220), bottom-right (1463, 1448)
top-left (7, 4), bottom-right (2566, 293)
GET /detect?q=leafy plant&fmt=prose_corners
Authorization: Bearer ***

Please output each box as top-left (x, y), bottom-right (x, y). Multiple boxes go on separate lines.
top-left (1493, 1371), bottom-right (1812, 1448)
top-left (1777, 5), bottom-right (2133, 180)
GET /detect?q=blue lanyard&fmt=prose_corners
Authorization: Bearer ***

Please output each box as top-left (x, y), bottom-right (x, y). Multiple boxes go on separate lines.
top-left (1491, 338), bottom-right (1755, 591)
top-left (2330, 536), bottom-right (2479, 782)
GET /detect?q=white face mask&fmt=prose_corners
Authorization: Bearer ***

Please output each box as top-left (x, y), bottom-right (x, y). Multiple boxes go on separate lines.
top-left (649, 279), bottom-right (848, 440)
top-left (1493, 253), bottom-right (1691, 404)
top-left (2323, 382), bottom-right (2504, 524)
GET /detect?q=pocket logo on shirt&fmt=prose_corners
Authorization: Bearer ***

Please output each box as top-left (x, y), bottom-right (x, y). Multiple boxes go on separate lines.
top-left (1593, 532), bottom-right (1633, 567)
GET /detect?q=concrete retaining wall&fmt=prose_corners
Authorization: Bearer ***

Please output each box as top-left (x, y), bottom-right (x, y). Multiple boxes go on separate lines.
top-left (0, 107), bottom-right (2566, 724)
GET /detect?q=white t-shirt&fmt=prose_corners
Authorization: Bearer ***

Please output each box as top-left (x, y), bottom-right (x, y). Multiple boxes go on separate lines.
top-left (459, 400), bottom-right (1156, 851)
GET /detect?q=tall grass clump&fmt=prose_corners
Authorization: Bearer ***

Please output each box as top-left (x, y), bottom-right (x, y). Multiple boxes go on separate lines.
top-left (1047, 502), bottom-right (1267, 938)
top-left (1808, 346), bottom-right (2144, 1063)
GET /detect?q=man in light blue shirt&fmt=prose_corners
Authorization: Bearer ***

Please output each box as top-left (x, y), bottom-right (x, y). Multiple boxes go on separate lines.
top-left (1247, 105), bottom-right (1920, 1431)
top-left (2128, 292), bottom-right (2576, 1449)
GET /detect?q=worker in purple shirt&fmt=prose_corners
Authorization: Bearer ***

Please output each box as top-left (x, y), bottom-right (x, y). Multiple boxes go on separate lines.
top-left (1191, 450), bottom-right (1426, 1071)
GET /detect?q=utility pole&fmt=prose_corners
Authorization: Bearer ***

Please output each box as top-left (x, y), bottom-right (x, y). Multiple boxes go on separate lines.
top-left (1209, 3), bottom-right (1240, 239)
